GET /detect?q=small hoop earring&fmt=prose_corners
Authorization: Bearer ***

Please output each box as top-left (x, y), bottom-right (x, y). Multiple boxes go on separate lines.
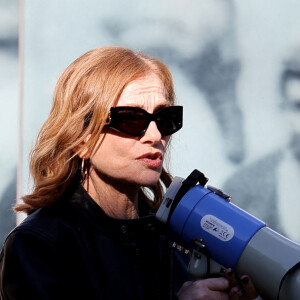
top-left (81, 158), bottom-right (89, 182)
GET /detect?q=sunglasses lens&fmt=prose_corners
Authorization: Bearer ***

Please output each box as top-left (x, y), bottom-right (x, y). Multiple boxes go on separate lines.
top-left (117, 109), bottom-right (147, 136)
top-left (156, 107), bottom-right (182, 136)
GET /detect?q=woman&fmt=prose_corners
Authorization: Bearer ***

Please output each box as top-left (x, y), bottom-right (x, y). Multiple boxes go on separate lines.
top-left (0, 47), bottom-right (259, 299)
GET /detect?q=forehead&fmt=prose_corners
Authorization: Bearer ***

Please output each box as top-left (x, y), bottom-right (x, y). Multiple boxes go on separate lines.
top-left (117, 73), bottom-right (168, 106)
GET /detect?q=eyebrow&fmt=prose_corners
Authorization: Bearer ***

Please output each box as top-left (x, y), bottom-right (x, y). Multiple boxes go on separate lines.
top-left (154, 104), bottom-right (170, 112)
top-left (119, 103), bottom-right (170, 113)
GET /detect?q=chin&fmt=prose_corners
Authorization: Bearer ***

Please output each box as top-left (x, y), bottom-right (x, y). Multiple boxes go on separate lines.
top-left (138, 170), bottom-right (162, 187)
top-left (140, 178), bottom-right (161, 187)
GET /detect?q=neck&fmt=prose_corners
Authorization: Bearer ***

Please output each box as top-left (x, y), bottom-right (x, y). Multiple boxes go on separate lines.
top-left (83, 170), bottom-right (140, 219)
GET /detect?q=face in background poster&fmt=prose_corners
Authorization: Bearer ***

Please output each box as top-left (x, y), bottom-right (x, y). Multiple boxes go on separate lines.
top-left (1, 0), bottom-right (300, 246)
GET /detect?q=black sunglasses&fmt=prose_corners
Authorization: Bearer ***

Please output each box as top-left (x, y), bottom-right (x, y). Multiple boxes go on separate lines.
top-left (104, 106), bottom-right (183, 137)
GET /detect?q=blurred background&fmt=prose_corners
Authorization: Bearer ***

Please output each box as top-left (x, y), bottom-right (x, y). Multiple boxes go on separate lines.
top-left (1, 0), bottom-right (300, 246)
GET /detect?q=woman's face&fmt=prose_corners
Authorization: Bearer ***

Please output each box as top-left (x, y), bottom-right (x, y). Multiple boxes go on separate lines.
top-left (88, 73), bottom-right (171, 190)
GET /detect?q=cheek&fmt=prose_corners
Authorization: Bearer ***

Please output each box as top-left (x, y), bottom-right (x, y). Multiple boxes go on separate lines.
top-left (89, 134), bottom-right (170, 185)
top-left (89, 135), bottom-right (135, 173)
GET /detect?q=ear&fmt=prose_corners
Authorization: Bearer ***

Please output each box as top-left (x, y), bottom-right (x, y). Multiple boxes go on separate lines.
top-left (74, 134), bottom-right (92, 159)
top-left (77, 147), bottom-right (90, 159)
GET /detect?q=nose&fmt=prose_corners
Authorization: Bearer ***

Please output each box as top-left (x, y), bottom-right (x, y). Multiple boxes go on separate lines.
top-left (140, 121), bottom-right (162, 144)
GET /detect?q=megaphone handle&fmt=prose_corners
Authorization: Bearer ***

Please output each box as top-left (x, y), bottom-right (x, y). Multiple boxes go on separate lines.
top-left (188, 248), bottom-right (226, 279)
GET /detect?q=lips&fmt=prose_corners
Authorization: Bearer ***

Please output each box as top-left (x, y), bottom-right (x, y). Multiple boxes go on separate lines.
top-left (137, 152), bottom-right (163, 168)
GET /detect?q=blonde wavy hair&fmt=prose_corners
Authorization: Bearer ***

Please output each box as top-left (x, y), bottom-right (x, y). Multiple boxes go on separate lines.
top-left (16, 46), bottom-right (175, 215)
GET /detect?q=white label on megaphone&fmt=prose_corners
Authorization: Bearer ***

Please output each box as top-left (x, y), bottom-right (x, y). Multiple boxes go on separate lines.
top-left (201, 214), bottom-right (234, 242)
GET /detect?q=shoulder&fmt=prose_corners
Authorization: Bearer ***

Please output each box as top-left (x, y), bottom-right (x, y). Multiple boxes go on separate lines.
top-left (0, 202), bottom-right (84, 273)
top-left (0, 205), bottom-right (88, 300)
top-left (7, 201), bottom-right (81, 249)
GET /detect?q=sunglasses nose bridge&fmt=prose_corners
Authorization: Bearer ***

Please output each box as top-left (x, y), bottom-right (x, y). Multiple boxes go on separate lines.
top-left (142, 120), bottom-right (163, 140)
top-left (139, 111), bottom-right (160, 137)
top-left (151, 112), bottom-right (163, 131)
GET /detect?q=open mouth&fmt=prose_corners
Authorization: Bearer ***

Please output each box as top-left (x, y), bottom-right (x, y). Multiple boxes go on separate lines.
top-left (148, 153), bottom-right (162, 160)
top-left (138, 152), bottom-right (163, 168)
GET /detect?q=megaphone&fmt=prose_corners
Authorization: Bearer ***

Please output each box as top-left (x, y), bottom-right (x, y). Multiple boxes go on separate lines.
top-left (156, 169), bottom-right (300, 300)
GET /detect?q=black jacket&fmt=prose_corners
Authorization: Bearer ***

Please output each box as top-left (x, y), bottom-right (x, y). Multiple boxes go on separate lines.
top-left (0, 183), bottom-right (191, 300)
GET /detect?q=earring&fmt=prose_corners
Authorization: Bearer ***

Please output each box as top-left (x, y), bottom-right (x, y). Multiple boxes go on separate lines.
top-left (81, 158), bottom-right (89, 182)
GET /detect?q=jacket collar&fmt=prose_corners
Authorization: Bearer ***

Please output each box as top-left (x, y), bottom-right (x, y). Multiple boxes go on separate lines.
top-left (64, 183), bottom-right (165, 236)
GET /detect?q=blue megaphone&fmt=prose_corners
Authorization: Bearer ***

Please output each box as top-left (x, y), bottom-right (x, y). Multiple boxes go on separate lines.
top-left (156, 169), bottom-right (300, 300)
